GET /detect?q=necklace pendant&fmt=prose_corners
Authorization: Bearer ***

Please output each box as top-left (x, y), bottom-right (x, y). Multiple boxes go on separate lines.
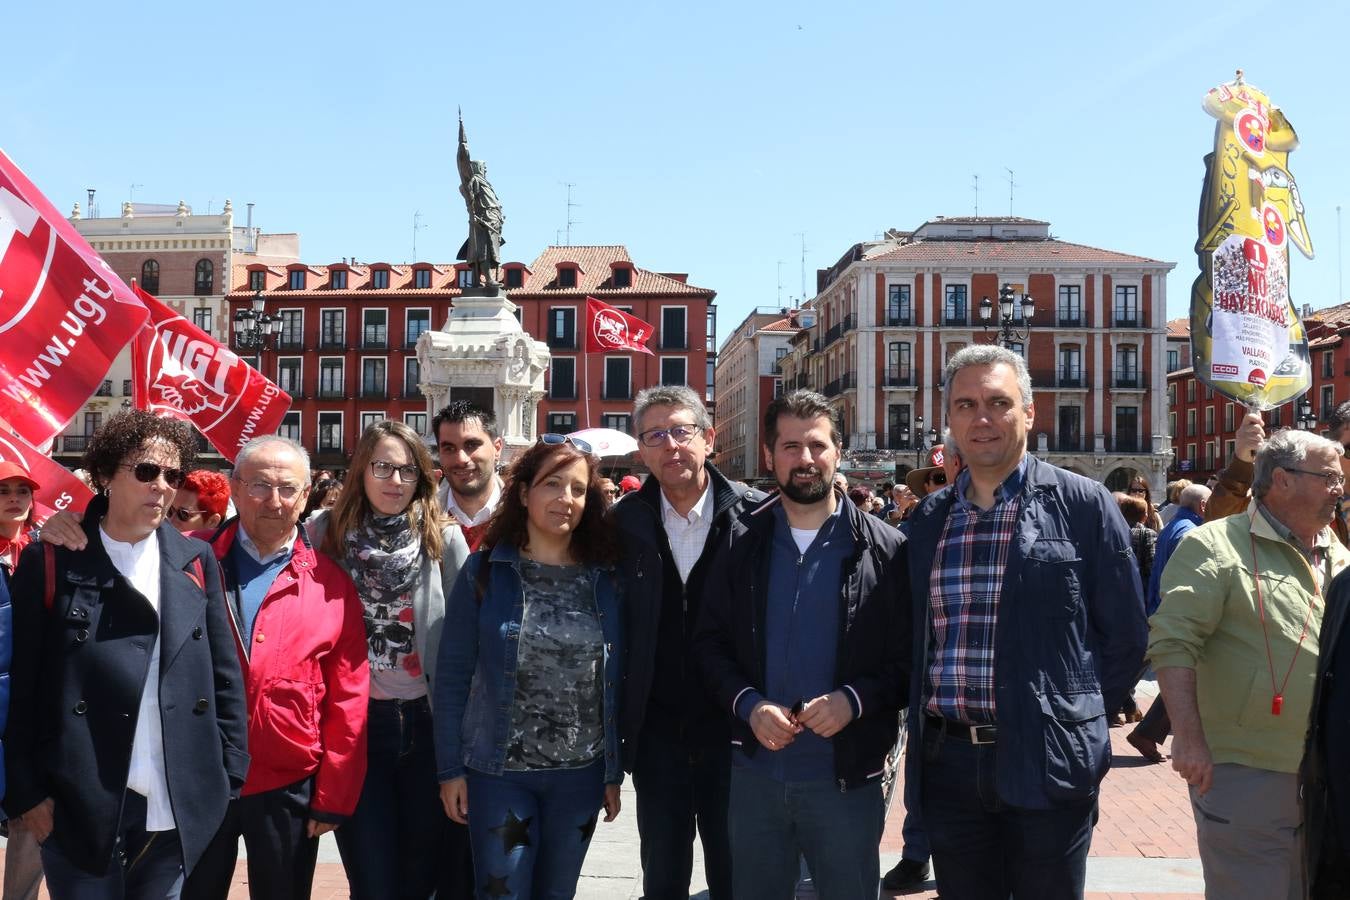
top-left (1272, 694), bottom-right (1283, 716)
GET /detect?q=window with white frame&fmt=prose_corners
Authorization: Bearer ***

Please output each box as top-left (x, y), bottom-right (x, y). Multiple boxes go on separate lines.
top-left (318, 413), bottom-right (342, 451)
top-left (363, 309), bottom-right (387, 348)
top-left (278, 412), bottom-right (300, 443)
top-left (192, 307), bottom-right (213, 333)
top-left (660, 357), bottom-right (687, 386)
top-left (319, 359), bottom-right (344, 397)
top-left (405, 412), bottom-right (428, 436)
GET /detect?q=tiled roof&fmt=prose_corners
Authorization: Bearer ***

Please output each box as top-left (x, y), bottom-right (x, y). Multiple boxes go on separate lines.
top-left (517, 246), bottom-right (714, 296)
top-left (1166, 317), bottom-right (1190, 338)
top-left (1310, 300), bottom-right (1350, 326)
top-left (865, 240), bottom-right (1170, 266)
top-left (759, 316), bottom-right (800, 332)
top-left (229, 261), bottom-right (467, 296)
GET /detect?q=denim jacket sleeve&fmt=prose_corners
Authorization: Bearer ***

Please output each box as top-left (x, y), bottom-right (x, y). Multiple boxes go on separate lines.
top-left (433, 552), bottom-right (484, 782)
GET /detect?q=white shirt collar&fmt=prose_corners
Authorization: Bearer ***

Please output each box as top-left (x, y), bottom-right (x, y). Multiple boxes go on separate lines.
top-left (446, 477), bottom-right (502, 527)
top-left (237, 524), bottom-right (296, 565)
top-left (660, 480), bottom-right (713, 525)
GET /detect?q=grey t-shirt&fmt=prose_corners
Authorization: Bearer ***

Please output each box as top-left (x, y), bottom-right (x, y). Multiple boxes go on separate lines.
top-left (505, 560), bottom-right (605, 770)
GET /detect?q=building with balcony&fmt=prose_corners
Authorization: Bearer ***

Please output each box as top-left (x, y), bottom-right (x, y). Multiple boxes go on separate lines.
top-left (509, 245), bottom-right (717, 437)
top-left (782, 216), bottom-right (1176, 491)
top-left (58, 200), bottom-right (292, 467)
top-left (227, 245), bottom-right (716, 467)
top-left (713, 308), bottom-right (805, 480)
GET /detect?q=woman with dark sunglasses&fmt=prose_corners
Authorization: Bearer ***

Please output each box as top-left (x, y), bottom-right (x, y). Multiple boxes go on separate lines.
top-left (4, 410), bottom-right (248, 898)
top-left (434, 434), bottom-right (623, 899)
top-left (306, 419), bottom-right (472, 899)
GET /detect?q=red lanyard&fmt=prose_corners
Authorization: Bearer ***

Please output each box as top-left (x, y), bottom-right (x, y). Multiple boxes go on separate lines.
top-left (1248, 532), bottom-right (1320, 716)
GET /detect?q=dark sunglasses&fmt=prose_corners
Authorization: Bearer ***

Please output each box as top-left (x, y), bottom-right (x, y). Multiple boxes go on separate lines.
top-left (167, 506), bottom-right (204, 522)
top-left (926, 472), bottom-right (947, 486)
top-left (121, 462), bottom-right (185, 489)
top-left (539, 433), bottom-right (593, 455)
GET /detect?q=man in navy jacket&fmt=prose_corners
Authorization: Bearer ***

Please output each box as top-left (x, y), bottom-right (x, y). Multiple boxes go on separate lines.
top-left (904, 346), bottom-right (1146, 899)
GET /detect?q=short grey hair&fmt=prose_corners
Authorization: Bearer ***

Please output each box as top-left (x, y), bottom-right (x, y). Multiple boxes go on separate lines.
top-left (944, 345), bottom-right (1034, 412)
top-left (941, 426), bottom-right (958, 459)
top-left (632, 385), bottom-right (712, 434)
top-left (1251, 428), bottom-right (1344, 498)
top-left (1178, 483), bottom-right (1211, 511)
top-left (233, 435), bottom-right (312, 485)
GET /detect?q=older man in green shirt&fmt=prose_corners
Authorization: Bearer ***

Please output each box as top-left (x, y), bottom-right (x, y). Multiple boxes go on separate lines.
top-left (1150, 428), bottom-right (1350, 899)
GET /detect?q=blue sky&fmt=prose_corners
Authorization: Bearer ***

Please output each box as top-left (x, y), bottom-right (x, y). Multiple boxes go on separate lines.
top-left (6, 0), bottom-right (1348, 343)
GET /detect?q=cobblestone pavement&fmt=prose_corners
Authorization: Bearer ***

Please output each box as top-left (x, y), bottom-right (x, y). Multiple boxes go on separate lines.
top-left (0, 688), bottom-right (1206, 898)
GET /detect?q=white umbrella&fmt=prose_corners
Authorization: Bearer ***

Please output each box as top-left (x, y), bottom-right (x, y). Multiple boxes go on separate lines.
top-left (569, 427), bottom-right (638, 458)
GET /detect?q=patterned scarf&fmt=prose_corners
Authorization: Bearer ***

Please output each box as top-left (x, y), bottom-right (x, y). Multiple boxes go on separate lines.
top-left (344, 512), bottom-right (420, 607)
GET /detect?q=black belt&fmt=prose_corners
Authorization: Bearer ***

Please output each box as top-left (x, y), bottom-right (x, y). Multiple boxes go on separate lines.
top-left (925, 714), bottom-right (997, 745)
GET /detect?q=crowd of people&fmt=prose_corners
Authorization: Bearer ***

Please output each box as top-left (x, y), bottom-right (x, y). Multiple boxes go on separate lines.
top-left (0, 345), bottom-right (1348, 899)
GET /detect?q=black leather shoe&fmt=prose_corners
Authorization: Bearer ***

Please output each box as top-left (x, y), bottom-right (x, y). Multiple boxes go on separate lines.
top-left (881, 857), bottom-right (931, 891)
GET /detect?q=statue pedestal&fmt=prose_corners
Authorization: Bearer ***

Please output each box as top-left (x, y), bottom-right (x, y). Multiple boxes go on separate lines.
top-left (416, 289), bottom-right (550, 463)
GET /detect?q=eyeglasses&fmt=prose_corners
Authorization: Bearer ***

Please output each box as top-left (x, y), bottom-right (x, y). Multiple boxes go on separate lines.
top-left (1282, 467), bottom-right (1347, 490)
top-left (925, 472), bottom-right (947, 486)
top-left (236, 479), bottom-right (304, 502)
top-left (637, 424), bottom-right (701, 448)
top-left (167, 506), bottom-right (204, 522)
top-left (370, 459), bottom-right (420, 482)
top-left (603, 488), bottom-right (620, 497)
top-left (121, 462), bottom-right (185, 489)
top-left (539, 433), bottom-right (594, 455)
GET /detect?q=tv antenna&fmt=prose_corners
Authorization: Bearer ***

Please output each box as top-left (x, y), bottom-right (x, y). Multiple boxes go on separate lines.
top-left (972, 174), bottom-right (980, 217)
top-left (1006, 168), bottom-right (1016, 216)
top-left (129, 183), bottom-right (144, 206)
top-left (777, 260), bottom-right (784, 305)
top-left (562, 182), bottom-right (580, 246)
top-left (412, 211), bottom-right (428, 260)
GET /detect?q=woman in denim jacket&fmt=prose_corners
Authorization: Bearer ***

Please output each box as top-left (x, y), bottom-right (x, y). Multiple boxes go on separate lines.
top-left (434, 435), bottom-right (623, 898)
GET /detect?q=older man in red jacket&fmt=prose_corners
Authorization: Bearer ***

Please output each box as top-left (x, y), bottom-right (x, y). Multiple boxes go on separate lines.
top-left (191, 436), bottom-right (368, 899)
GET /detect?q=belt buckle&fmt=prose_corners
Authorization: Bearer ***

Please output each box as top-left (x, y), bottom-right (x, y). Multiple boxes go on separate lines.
top-left (968, 724), bottom-right (995, 745)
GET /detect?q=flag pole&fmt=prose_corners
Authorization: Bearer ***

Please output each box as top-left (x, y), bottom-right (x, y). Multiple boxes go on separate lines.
top-left (583, 339), bottom-right (592, 428)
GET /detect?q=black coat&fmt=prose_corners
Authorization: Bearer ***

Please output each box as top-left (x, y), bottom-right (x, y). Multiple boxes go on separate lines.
top-left (1305, 566), bottom-right (1350, 896)
top-left (692, 491), bottom-right (910, 788)
top-left (4, 508), bottom-right (248, 876)
top-left (610, 464), bottom-right (762, 770)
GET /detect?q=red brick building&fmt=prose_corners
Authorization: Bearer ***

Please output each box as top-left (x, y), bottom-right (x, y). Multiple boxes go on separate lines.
top-left (1167, 305), bottom-right (1350, 481)
top-left (228, 245), bottom-right (715, 467)
top-left (777, 217), bottom-right (1176, 490)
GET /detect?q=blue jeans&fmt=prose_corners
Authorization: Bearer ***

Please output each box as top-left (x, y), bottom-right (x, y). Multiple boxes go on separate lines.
top-left (631, 733), bottom-right (732, 900)
top-left (40, 791), bottom-right (184, 900)
top-left (335, 697), bottom-right (468, 900)
top-left (919, 724), bottom-right (1097, 899)
top-left (727, 766), bottom-right (884, 900)
top-left (465, 760), bottom-right (605, 900)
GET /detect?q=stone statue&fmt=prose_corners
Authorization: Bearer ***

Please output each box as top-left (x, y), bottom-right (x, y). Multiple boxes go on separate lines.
top-left (456, 113), bottom-right (505, 290)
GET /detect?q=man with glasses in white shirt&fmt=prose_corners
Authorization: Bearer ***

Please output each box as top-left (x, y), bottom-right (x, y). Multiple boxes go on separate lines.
top-left (611, 385), bottom-right (763, 900)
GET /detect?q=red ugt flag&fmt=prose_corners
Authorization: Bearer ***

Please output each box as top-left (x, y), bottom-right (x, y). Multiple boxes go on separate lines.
top-left (0, 419), bottom-right (95, 524)
top-left (131, 284), bottom-right (292, 463)
top-left (585, 296), bottom-right (654, 355)
top-left (0, 149), bottom-right (149, 446)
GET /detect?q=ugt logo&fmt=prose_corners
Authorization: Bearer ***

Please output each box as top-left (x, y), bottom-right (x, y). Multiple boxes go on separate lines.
top-left (591, 308), bottom-right (630, 349)
top-left (146, 321), bottom-right (242, 427)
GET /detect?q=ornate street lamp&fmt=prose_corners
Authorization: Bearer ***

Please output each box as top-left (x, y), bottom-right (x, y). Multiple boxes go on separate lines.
top-left (979, 282), bottom-right (1036, 349)
top-left (1297, 396), bottom-right (1318, 431)
top-left (913, 416), bottom-right (939, 466)
top-left (233, 289), bottom-right (279, 351)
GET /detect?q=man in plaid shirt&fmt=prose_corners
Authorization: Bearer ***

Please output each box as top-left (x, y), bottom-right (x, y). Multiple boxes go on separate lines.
top-left (902, 345), bottom-right (1147, 899)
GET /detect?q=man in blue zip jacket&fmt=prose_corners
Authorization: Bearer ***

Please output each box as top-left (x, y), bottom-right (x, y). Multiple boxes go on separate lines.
top-left (903, 345), bottom-right (1146, 899)
top-left (694, 390), bottom-right (909, 900)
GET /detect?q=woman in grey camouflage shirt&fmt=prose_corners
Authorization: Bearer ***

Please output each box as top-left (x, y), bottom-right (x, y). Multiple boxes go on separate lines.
top-left (434, 434), bottom-right (624, 900)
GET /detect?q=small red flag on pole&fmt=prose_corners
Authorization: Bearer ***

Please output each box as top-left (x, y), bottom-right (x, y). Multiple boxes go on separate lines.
top-left (585, 296), bottom-right (655, 355)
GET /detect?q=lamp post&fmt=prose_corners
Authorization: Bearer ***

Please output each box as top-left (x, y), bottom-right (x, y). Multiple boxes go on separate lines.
top-left (233, 289), bottom-right (279, 363)
top-left (979, 282), bottom-right (1036, 350)
top-left (912, 416), bottom-right (939, 466)
top-left (1297, 397), bottom-right (1318, 431)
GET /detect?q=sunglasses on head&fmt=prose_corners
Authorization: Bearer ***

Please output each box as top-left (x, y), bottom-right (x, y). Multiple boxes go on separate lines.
top-left (121, 462), bottom-right (185, 489)
top-left (539, 433), bottom-right (593, 455)
top-left (926, 472), bottom-right (947, 486)
top-left (167, 505), bottom-right (204, 522)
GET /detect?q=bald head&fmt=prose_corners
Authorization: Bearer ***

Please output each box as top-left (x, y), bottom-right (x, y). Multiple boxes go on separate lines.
top-left (1179, 483), bottom-right (1211, 513)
